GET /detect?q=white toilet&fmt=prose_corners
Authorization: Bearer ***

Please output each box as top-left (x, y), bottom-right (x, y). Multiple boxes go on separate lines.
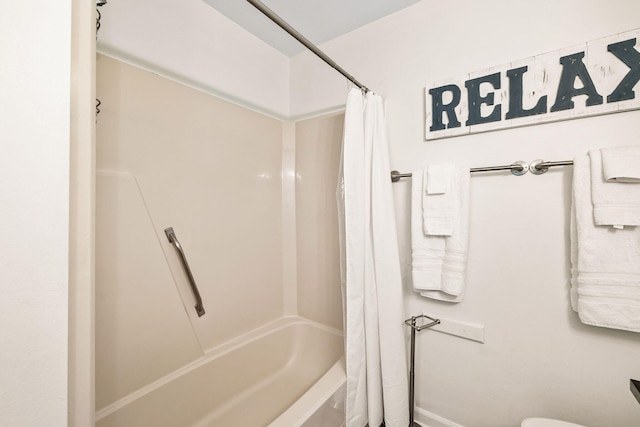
top-left (522, 417), bottom-right (586, 427)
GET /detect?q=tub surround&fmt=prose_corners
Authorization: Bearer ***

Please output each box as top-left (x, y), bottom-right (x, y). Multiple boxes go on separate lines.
top-left (96, 53), bottom-right (285, 408)
top-left (96, 53), bottom-right (345, 423)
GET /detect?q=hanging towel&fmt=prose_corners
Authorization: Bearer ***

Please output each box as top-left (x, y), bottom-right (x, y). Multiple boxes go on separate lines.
top-left (589, 149), bottom-right (640, 228)
top-left (601, 145), bottom-right (640, 182)
top-left (422, 165), bottom-right (454, 236)
top-left (571, 155), bottom-right (640, 333)
top-left (412, 170), bottom-right (445, 294)
top-left (411, 165), bottom-right (470, 302)
top-left (569, 191), bottom-right (579, 312)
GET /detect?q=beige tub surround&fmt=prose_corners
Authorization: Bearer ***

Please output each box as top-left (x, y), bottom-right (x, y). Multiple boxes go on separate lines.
top-left (96, 53), bottom-right (346, 425)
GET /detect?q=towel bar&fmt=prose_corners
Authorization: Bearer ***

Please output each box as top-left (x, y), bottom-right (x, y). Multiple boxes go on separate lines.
top-left (391, 159), bottom-right (573, 182)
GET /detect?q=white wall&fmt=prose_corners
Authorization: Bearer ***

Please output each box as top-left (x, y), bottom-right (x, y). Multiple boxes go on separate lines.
top-left (290, 1), bottom-right (640, 426)
top-left (97, 0), bottom-right (291, 119)
top-left (0, 1), bottom-right (72, 426)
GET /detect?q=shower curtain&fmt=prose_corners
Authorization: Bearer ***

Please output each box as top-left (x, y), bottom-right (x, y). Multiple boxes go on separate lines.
top-left (337, 88), bottom-right (409, 427)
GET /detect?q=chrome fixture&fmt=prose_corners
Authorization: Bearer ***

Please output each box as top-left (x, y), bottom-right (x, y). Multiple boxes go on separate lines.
top-left (245, 0), bottom-right (369, 92)
top-left (391, 158), bottom-right (574, 182)
top-left (164, 227), bottom-right (206, 317)
top-left (529, 159), bottom-right (574, 175)
top-left (405, 314), bottom-right (441, 427)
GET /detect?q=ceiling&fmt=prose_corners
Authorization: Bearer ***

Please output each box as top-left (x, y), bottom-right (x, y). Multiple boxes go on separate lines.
top-left (202, 0), bottom-right (420, 56)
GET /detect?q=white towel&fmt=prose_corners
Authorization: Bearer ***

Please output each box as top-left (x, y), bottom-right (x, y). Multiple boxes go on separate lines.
top-left (571, 155), bottom-right (640, 333)
top-left (590, 149), bottom-right (640, 228)
top-left (601, 145), bottom-right (640, 182)
top-left (426, 164), bottom-right (453, 194)
top-left (411, 166), bottom-right (470, 302)
top-left (422, 165), bottom-right (454, 236)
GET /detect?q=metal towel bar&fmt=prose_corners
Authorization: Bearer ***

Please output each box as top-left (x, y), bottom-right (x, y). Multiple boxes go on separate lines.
top-left (164, 227), bottom-right (206, 317)
top-left (391, 159), bottom-right (573, 182)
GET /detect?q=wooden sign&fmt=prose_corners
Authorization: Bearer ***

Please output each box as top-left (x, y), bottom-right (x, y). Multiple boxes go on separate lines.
top-left (425, 28), bottom-right (640, 140)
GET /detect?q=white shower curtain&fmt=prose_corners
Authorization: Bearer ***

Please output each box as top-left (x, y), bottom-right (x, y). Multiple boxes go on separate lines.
top-left (337, 88), bottom-right (409, 427)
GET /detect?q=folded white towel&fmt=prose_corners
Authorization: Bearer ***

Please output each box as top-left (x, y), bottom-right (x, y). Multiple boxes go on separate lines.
top-left (590, 149), bottom-right (640, 228)
top-left (571, 155), bottom-right (640, 333)
top-left (411, 166), bottom-right (470, 302)
top-left (601, 145), bottom-right (640, 182)
top-left (422, 165), bottom-right (454, 236)
top-left (426, 164), bottom-right (453, 194)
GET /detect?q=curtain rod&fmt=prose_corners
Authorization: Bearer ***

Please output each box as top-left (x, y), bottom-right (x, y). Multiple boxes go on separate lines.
top-left (245, 0), bottom-right (370, 92)
top-left (390, 159), bottom-right (574, 182)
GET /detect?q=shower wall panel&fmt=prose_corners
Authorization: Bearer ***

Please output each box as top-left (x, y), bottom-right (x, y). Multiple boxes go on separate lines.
top-left (96, 54), bottom-right (284, 406)
top-left (295, 113), bottom-right (344, 330)
top-left (95, 172), bottom-right (203, 410)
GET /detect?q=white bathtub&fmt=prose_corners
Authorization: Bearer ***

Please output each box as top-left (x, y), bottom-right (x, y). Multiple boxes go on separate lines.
top-left (96, 318), bottom-right (344, 427)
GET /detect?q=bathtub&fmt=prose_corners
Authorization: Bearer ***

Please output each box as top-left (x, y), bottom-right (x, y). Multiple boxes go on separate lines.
top-left (95, 318), bottom-right (344, 427)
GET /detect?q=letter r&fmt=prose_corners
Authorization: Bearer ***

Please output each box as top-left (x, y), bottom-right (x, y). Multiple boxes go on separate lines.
top-left (429, 85), bottom-right (462, 131)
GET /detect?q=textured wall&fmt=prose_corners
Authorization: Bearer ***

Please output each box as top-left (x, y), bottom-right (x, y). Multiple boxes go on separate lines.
top-left (0, 1), bottom-right (72, 426)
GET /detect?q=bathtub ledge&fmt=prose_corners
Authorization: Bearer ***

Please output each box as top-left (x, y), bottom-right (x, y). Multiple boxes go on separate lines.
top-left (268, 357), bottom-right (346, 427)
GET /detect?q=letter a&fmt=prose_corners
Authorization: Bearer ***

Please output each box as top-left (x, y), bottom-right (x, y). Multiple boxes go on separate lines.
top-left (550, 52), bottom-right (603, 112)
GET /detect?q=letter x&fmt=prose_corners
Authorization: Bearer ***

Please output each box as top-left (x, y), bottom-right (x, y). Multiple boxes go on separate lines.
top-left (607, 38), bottom-right (640, 102)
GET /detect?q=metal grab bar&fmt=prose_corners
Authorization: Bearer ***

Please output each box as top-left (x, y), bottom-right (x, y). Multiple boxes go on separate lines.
top-left (164, 227), bottom-right (206, 317)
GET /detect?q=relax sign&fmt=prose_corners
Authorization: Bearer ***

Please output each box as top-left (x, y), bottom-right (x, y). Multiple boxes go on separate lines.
top-left (425, 29), bottom-right (640, 140)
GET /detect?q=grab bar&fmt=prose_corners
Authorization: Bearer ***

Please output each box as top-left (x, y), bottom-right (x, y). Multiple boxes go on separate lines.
top-left (164, 227), bottom-right (206, 317)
